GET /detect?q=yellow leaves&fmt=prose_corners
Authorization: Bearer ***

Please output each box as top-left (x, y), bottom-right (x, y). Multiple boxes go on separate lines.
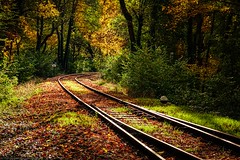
top-left (220, 6), bottom-right (230, 13)
top-left (102, 147), bottom-right (108, 153)
top-left (165, 1), bottom-right (218, 29)
top-left (19, 16), bottom-right (37, 41)
top-left (89, 29), bottom-right (126, 55)
top-left (162, 6), bottom-right (166, 11)
top-left (76, 0), bottom-right (125, 55)
top-left (47, 34), bottom-right (58, 46)
top-left (75, 1), bottom-right (90, 34)
top-left (38, 1), bottom-right (59, 18)
top-left (187, 56), bottom-right (220, 80)
top-left (3, 36), bottom-right (22, 62)
top-left (202, 16), bottom-right (211, 32)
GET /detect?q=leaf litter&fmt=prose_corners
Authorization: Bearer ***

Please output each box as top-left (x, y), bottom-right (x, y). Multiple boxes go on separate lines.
top-left (0, 76), bottom-right (148, 160)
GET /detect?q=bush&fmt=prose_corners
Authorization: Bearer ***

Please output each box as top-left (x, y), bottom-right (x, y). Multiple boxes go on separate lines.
top-left (3, 48), bottom-right (57, 82)
top-left (120, 48), bottom-right (196, 98)
top-left (74, 58), bottom-right (96, 73)
top-left (34, 52), bottom-right (57, 77)
top-left (203, 74), bottom-right (240, 118)
top-left (15, 50), bottom-right (36, 82)
top-left (100, 54), bottom-right (127, 83)
top-left (0, 71), bottom-right (17, 107)
top-left (100, 47), bottom-right (240, 118)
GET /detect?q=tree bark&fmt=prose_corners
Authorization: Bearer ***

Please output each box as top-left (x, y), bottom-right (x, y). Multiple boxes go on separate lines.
top-left (149, 0), bottom-right (158, 51)
top-left (187, 17), bottom-right (194, 64)
top-left (195, 14), bottom-right (204, 66)
top-left (63, 0), bottom-right (77, 71)
top-left (119, 0), bottom-right (136, 52)
top-left (205, 12), bottom-right (215, 67)
top-left (36, 16), bottom-right (43, 54)
top-left (56, 0), bottom-right (65, 69)
top-left (36, 16), bottom-right (56, 54)
top-left (136, 13), bottom-right (143, 48)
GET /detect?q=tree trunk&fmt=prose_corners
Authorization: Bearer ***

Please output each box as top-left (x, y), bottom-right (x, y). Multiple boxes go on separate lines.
top-left (57, 27), bottom-right (64, 69)
top-left (195, 14), bottom-right (204, 66)
top-left (119, 0), bottom-right (136, 52)
top-left (36, 16), bottom-right (43, 54)
top-left (136, 13), bottom-right (143, 48)
top-left (205, 11), bottom-right (215, 67)
top-left (149, 0), bottom-right (158, 51)
top-left (187, 17), bottom-right (194, 64)
top-left (36, 16), bottom-right (55, 55)
top-left (56, 0), bottom-right (65, 69)
top-left (87, 42), bottom-right (94, 59)
top-left (63, 0), bottom-right (77, 71)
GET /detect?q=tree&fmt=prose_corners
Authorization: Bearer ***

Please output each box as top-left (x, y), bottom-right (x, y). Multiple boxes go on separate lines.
top-left (119, 0), bottom-right (136, 52)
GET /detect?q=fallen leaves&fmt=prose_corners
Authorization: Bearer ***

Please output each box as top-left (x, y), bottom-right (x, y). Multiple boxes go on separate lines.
top-left (0, 76), bottom-right (148, 160)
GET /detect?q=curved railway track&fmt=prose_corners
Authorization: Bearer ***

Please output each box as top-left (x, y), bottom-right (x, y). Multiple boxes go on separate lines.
top-left (58, 74), bottom-right (240, 160)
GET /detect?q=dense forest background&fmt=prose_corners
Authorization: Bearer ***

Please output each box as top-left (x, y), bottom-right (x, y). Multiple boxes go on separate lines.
top-left (0, 0), bottom-right (239, 118)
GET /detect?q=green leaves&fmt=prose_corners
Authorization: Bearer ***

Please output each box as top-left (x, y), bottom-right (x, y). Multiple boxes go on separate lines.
top-left (0, 72), bottom-right (17, 103)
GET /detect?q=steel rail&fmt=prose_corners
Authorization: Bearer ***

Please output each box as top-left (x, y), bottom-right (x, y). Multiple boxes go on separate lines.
top-left (58, 75), bottom-right (165, 160)
top-left (75, 76), bottom-right (240, 153)
top-left (58, 75), bottom-right (203, 159)
top-left (91, 104), bottom-right (202, 160)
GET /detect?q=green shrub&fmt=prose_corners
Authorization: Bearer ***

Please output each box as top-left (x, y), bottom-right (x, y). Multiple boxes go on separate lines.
top-left (100, 54), bottom-right (127, 83)
top-left (74, 58), bottom-right (96, 73)
top-left (203, 74), bottom-right (240, 118)
top-left (99, 47), bottom-right (240, 118)
top-left (34, 52), bottom-right (57, 77)
top-left (0, 71), bottom-right (17, 107)
top-left (15, 50), bottom-right (36, 82)
top-left (120, 48), bottom-right (196, 98)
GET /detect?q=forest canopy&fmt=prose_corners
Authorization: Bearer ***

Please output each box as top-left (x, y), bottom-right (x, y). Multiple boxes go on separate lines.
top-left (0, 0), bottom-right (240, 118)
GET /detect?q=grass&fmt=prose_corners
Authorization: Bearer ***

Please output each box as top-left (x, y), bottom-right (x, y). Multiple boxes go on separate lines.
top-left (52, 112), bottom-right (98, 127)
top-left (110, 107), bottom-right (131, 113)
top-left (0, 79), bottom-right (42, 116)
top-left (142, 103), bottom-right (240, 137)
top-left (15, 79), bottom-right (42, 101)
top-left (130, 122), bottom-right (159, 133)
top-left (94, 79), bottom-right (127, 95)
top-left (63, 81), bottom-right (89, 94)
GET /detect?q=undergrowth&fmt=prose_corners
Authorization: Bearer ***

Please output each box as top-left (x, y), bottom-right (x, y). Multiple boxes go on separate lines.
top-left (0, 75), bottom-right (41, 116)
top-left (142, 102), bottom-right (240, 137)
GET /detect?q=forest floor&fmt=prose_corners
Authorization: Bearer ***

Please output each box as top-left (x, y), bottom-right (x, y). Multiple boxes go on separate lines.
top-left (1, 73), bottom-right (239, 159)
top-left (0, 75), bottom-right (148, 159)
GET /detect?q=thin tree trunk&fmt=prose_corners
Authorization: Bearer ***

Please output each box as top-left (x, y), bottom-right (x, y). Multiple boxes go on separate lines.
top-left (56, 0), bottom-right (65, 69)
top-left (149, 0), bottom-right (158, 51)
top-left (136, 14), bottom-right (143, 48)
top-left (119, 0), bottom-right (136, 52)
top-left (36, 16), bottom-right (43, 53)
top-left (187, 17), bottom-right (194, 64)
top-left (87, 42), bottom-right (94, 59)
top-left (64, 0), bottom-right (77, 71)
top-left (195, 14), bottom-right (204, 66)
top-left (205, 11), bottom-right (215, 67)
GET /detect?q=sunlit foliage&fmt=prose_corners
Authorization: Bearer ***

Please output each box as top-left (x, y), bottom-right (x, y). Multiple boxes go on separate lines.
top-left (38, 1), bottom-right (60, 18)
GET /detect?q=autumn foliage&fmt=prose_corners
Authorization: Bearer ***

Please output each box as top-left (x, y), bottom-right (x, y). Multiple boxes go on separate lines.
top-left (0, 0), bottom-right (240, 117)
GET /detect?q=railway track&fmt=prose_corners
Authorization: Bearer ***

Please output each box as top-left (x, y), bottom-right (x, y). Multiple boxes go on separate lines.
top-left (58, 74), bottom-right (240, 160)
